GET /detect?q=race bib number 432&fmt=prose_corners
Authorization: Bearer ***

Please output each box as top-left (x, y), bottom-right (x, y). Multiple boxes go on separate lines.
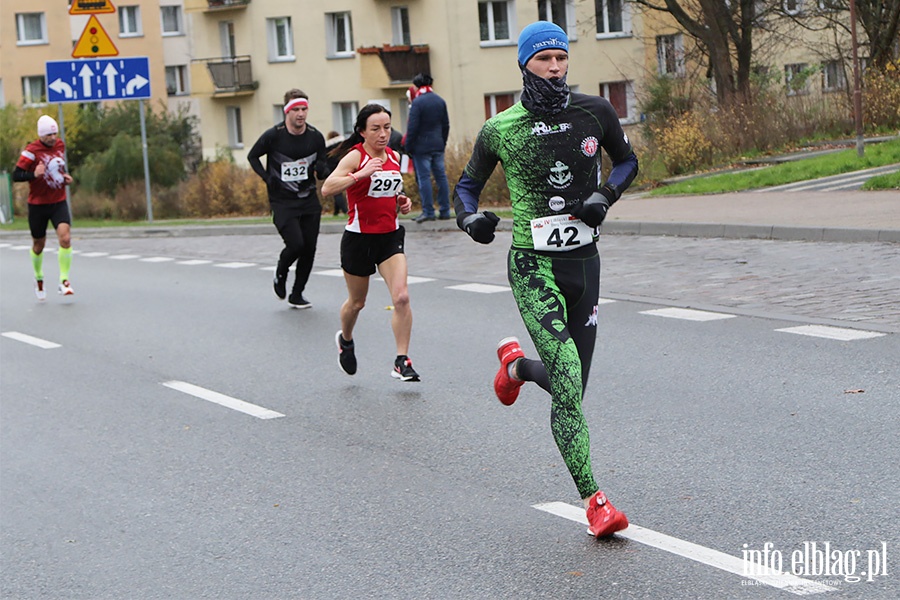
top-left (281, 159), bottom-right (309, 182)
top-left (530, 214), bottom-right (595, 251)
top-left (367, 171), bottom-right (403, 198)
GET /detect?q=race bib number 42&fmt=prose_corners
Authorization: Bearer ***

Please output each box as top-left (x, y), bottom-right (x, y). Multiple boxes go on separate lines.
top-left (281, 159), bottom-right (309, 182)
top-left (367, 171), bottom-right (403, 198)
top-left (530, 214), bottom-right (595, 251)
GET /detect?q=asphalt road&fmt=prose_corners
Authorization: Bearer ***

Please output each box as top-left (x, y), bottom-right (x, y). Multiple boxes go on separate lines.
top-left (1, 231), bottom-right (898, 600)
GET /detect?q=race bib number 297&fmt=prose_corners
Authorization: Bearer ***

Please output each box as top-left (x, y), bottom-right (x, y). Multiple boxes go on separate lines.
top-left (530, 214), bottom-right (595, 251)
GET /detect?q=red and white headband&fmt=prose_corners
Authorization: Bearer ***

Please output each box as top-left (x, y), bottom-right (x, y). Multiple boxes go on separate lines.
top-left (284, 98), bottom-right (309, 114)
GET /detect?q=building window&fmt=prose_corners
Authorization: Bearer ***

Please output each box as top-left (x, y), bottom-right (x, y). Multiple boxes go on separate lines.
top-left (165, 65), bottom-right (188, 96)
top-left (226, 106), bottom-right (243, 148)
top-left (538, 0), bottom-right (576, 40)
top-left (273, 105), bottom-right (285, 125)
top-left (822, 60), bottom-right (846, 92)
top-left (267, 17), bottom-right (294, 61)
top-left (785, 63), bottom-right (810, 95)
top-left (784, 0), bottom-right (803, 15)
top-left (656, 34), bottom-right (684, 76)
top-left (391, 7), bottom-right (411, 46)
top-left (599, 81), bottom-right (635, 123)
top-left (220, 21), bottom-right (236, 58)
top-left (160, 6), bottom-right (183, 36)
top-left (22, 75), bottom-right (46, 106)
top-left (119, 6), bottom-right (142, 37)
top-left (16, 12), bottom-right (47, 45)
top-left (326, 12), bottom-right (354, 57)
top-left (333, 102), bottom-right (359, 136)
top-left (479, 1), bottom-right (512, 44)
top-left (484, 93), bottom-right (516, 119)
top-left (595, 0), bottom-right (629, 35)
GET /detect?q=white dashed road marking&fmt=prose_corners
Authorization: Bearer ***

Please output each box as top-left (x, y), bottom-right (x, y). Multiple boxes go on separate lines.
top-left (214, 262), bottom-right (256, 269)
top-left (641, 307), bottom-right (737, 321)
top-left (109, 254), bottom-right (140, 260)
top-left (533, 502), bottom-right (836, 596)
top-left (80, 252), bottom-right (109, 257)
top-left (140, 257), bottom-right (175, 263)
top-left (177, 259), bottom-right (213, 265)
top-left (161, 381), bottom-right (284, 419)
top-left (2, 331), bottom-right (62, 349)
top-left (313, 268), bottom-right (345, 277)
top-left (446, 283), bottom-right (509, 294)
top-left (775, 325), bottom-right (886, 341)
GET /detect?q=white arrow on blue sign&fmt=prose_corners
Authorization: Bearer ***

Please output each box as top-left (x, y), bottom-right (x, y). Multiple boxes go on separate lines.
top-left (46, 57), bottom-right (151, 103)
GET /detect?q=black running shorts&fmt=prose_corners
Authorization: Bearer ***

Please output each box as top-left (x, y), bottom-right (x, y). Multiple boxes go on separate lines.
top-left (28, 201), bottom-right (71, 239)
top-left (340, 227), bottom-right (406, 277)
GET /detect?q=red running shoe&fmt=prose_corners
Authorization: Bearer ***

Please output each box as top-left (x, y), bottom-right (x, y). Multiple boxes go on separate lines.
top-left (586, 491), bottom-right (629, 538)
top-left (494, 337), bottom-right (525, 406)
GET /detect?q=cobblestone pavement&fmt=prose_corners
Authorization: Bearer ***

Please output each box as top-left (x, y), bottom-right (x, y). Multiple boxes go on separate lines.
top-left (63, 229), bottom-right (900, 334)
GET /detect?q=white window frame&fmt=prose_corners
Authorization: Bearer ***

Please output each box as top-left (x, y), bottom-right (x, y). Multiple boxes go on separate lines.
top-left (479, 1), bottom-right (515, 46)
top-left (220, 21), bottom-right (236, 57)
top-left (326, 12), bottom-right (354, 58)
top-left (160, 6), bottom-right (183, 36)
top-left (16, 13), bottom-right (48, 45)
top-left (226, 106), bottom-right (243, 148)
top-left (595, 0), bottom-right (631, 37)
top-left (656, 34), bottom-right (685, 77)
top-left (267, 17), bottom-right (295, 62)
top-left (391, 7), bottom-right (411, 46)
top-left (784, 0), bottom-right (802, 15)
top-left (599, 80), bottom-right (637, 124)
top-left (22, 75), bottom-right (46, 106)
top-left (165, 65), bottom-right (188, 96)
top-left (785, 63), bottom-right (810, 96)
top-left (119, 5), bottom-right (143, 37)
top-left (333, 102), bottom-right (359, 137)
top-left (538, 0), bottom-right (577, 41)
top-left (822, 60), bottom-right (845, 92)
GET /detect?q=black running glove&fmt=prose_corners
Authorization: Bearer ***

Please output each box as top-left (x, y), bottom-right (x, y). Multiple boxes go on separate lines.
top-left (571, 186), bottom-right (616, 228)
top-left (458, 211), bottom-right (500, 244)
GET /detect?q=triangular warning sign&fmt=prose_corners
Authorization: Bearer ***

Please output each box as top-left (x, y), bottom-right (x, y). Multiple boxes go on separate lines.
top-left (70, 0), bottom-right (116, 15)
top-left (72, 15), bottom-right (119, 58)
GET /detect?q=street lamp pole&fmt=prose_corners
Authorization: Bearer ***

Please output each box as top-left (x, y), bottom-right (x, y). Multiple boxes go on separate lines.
top-left (849, 0), bottom-right (864, 157)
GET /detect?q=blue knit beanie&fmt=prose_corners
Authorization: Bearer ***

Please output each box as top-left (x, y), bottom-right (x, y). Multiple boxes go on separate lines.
top-left (517, 21), bottom-right (568, 67)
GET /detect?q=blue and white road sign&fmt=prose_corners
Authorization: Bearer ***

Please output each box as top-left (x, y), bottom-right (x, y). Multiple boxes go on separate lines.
top-left (46, 57), bottom-right (151, 103)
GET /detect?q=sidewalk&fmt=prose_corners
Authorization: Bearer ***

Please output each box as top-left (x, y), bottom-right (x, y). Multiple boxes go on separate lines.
top-left (1, 191), bottom-right (897, 244)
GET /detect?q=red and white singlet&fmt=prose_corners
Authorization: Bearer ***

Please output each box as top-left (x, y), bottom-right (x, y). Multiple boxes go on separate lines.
top-left (345, 143), bottom-right (404, 234)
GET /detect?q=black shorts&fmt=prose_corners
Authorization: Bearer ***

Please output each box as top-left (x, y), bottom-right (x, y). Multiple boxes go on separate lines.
top-left (28, 201), bottom-right (71, 239)
top-left (340, 227), bottom-right (405, 277)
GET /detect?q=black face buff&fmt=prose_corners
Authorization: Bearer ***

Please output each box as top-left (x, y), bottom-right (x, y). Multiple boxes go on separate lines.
top-left (520, 67), bottom-right (569, 116)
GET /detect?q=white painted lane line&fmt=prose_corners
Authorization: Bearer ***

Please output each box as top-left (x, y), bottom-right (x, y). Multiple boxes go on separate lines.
top-left (533, 502), bottom-right (835, 596)
top-left (0, 243), bottom-right (11, 248)
top-left (641, 307), bottom-right (737, 322)
top-left (177, 259), bottom-right (213, 265)
top-left (446, 283), bottom-right (510, 294)
top-left (140, 257), bottom-right (175, 263)
top-left (775, 325), bottom-right (885, 341)
top-left (260, 265), bottom-right (295, 272)
top-left (109, 254), bottom-right (140, 260)
top-left (80, 251), bottom-right (109, 257)
top-left (2, 331), bottom-right (61, 349)
top-left (11, 245), bottom-right (31, 250)
top-left (214, 262), bottom-right (256, 269)
top-left (314, 268), bottom-right (345, 277)
top-left (372, 275), bottom-right (435, 284)
top-left (598, 298), bottom-right (616, 304)
top-left (161, 381), bottom-right (284, 419)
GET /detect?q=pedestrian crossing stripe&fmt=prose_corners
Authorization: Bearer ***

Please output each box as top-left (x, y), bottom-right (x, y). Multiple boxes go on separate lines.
top-left (72, 16), bottom-right (119, 58)
top-left (70, 0), bottom-right (116, 15)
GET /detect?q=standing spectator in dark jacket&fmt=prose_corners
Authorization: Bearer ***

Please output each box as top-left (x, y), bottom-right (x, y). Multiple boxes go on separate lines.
top-left (405, 73), bottom-right (451, 223)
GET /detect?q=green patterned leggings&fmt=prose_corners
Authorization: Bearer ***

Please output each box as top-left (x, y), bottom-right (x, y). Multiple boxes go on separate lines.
top-left (507, 245), bottom-right (601, 499)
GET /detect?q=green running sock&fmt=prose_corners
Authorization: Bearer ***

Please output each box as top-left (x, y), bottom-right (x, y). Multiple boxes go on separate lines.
top-left (30, 249), bottom-right (44, 280)
top-left (58, 247), bottom-right (72, 282)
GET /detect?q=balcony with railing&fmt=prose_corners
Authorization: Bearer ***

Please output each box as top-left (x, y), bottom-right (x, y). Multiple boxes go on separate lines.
top-left (184, 0), bottom-right (250, 13)
top-left (357, 44), bottom-right (430, 88)
top-left (192, 56), bottom-right (257, 97)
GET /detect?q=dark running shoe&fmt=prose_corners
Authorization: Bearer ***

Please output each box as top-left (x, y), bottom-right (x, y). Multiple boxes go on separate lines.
top-left (336, 331), bottom-right (357, 375)
top-left (392, 355), bottom-right (420, 382)
top-left (273, 269), bottom-right (287, 300)
top-left (288, 293), bottom-right (311, 309)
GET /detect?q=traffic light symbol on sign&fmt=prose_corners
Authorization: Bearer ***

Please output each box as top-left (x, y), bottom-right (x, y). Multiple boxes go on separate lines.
top-left (69, 0), bottom-right (116, 15)
top-left (72, 15), bottom-right (119, 58)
